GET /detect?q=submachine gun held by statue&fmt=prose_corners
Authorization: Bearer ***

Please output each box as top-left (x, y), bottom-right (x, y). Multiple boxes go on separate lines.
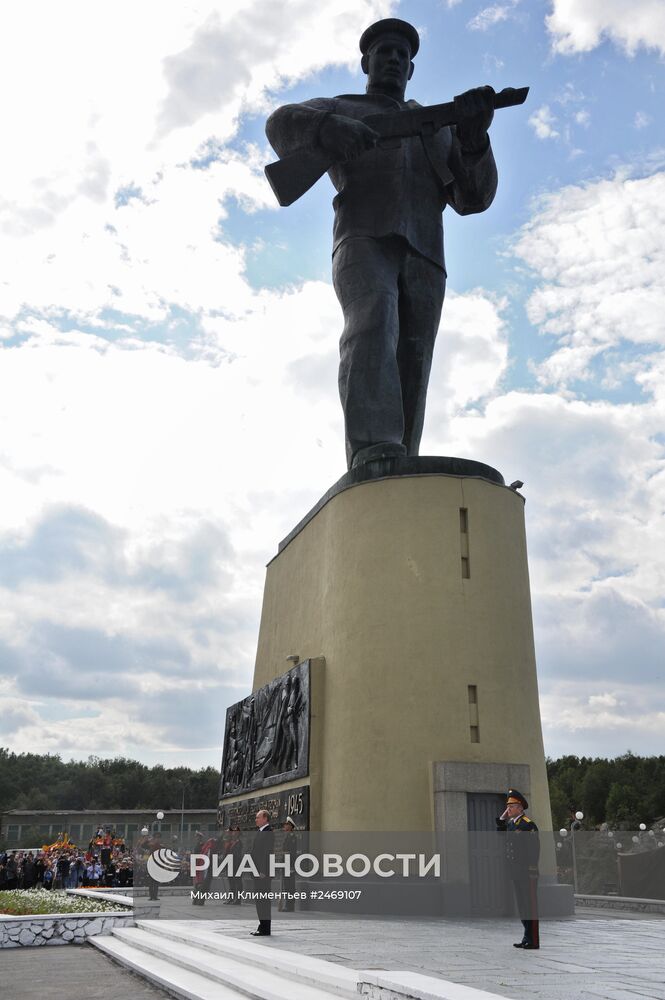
top-left (265, 86), bottom-right (529, 207)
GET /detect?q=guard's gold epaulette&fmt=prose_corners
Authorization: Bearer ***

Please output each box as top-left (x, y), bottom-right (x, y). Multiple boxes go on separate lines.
top-left (521, 816), bottom-right (531, 823)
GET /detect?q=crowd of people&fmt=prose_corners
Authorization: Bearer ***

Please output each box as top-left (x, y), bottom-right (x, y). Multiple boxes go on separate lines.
top-left (0, 829), bottom-right (134, 891)
top-left (1, 820), bottom-right (301, 904)
top-left (190, 826), bottom-right (241, 904)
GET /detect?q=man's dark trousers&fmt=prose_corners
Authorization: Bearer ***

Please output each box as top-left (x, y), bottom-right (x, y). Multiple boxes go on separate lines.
top-left (511, 876), bottom-right (539, 947)
top-left (251, 825), bottom-right (274, 934)
top-left (254, 875), bottom-right (272, 930)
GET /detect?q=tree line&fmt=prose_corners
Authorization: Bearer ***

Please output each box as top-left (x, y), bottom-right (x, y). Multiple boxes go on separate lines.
top-left (1, 748), bottom-right (664, 831)
top-left (0, 748), bottom-right (219, 818)
top-left (547, 752), bottom-right (665, 829)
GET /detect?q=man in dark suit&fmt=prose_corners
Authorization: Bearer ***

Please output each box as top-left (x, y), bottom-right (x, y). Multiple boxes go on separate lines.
top-left (496, 788), bottom-right (540, 949)
top-left (266, 18), bottom-right (497, 469)
top-left (250, 809), bottom-right (274, 936)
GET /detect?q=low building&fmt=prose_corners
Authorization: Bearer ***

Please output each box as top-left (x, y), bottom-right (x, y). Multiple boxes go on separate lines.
top-left (0, 809), bottom-right (218, 847)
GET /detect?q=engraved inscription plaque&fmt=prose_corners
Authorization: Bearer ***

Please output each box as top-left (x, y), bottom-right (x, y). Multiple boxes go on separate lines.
top-left (217, 785), bottom-right (310, 832)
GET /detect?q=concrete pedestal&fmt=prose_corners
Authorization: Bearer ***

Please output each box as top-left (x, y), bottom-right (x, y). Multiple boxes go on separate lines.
top-left (252, 457), bottom-right (552, 836)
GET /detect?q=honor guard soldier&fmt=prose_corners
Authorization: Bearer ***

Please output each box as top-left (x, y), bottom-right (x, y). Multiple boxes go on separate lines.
top-left (496, 789), bottom-right (540, 949)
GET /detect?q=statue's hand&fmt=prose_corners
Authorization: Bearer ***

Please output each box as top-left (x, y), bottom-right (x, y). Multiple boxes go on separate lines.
top-left (454, 85), bottom-right (495, 153)
top-left (319, 114), bottom-right (378, 161)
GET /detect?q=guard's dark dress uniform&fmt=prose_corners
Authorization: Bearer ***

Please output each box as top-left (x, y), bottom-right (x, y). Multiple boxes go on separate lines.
top-left (496, 789), bottom-right (540, 949)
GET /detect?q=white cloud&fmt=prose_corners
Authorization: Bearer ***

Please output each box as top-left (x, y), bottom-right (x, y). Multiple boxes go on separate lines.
top-left (547, 0), bottom-right (665, 57)
top-left (435, 160), bottom-right (665, 758)
top-left (589, 693), bottom-right (619, 708)
top-left (575, 110), bottom-right (591, 127)
top-left (483, 53), bottom-right (505, 72)
top-left (0, 273), bottom-right (513, 761)
top-left (512, 168), bottom-right (665, 388)
top-left (433, 387), bottom-right (665, 758)
top-left (529, 105), bottom-right (560, 140)
top-left (155, 0), bottom-right (394, 135)
top-left (421, 290), bottom-right (509, 443)
top-left (541, 682), bottom-right (665, 757)
top-left (0, 699), bottom-right (42, 736)
top-left (0, 0), bottom-right (391, 322)
top-left (634, 111), bottom-right (652, 130)
top-left (0, 285), bottom-right (347, 533)
top-left (468, 2), bottom-right (520, 32)
top-left (0, 0), bottom-right (403, 761)
top-left (554, 82), bottom-right (588, 107)
top-left (0, 157), bottom-right (271, 324)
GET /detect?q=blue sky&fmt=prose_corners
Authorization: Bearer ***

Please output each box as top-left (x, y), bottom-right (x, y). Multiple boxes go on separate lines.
top-left (0, 0), bottom-right (664, 768)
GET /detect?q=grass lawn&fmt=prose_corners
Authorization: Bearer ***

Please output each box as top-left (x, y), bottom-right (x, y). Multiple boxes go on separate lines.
top-left (0, 889), bottom-right (128, 916)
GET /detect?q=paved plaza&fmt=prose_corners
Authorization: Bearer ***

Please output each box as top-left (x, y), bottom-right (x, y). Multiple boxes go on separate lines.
top-left (191, 909), bottom-right (665, 1000)
top-left (159, 894), bottom-right (665, 1000)
top-left (2, 944), bottom-right (172, 999)
top-left (3, 904), bottom-right (663, 1000)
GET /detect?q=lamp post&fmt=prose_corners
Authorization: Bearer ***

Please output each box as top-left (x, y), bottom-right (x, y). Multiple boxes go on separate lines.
top-left (142, 810), bottom-right (164, 839)
top-left (176, 781), bottom-right (186, 844)
top-left (573, 810), bottom-right (584, 892)
top-left (559, 828), bottom-right (571, 888)
top-left (563, 810), bottom-right (584, 893)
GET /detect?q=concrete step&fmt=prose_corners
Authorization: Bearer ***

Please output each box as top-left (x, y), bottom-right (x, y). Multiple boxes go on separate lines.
top-left (91, 920), bottom-right (509, 1000)
top-left (359, 970), bottom-right (510, 1000)
top-left (91, 934), bottom-right (241, 1000)
top-left (135, 920), bottom-right (359, 998)
top-left (91, 924), bottom-right (354, 1000)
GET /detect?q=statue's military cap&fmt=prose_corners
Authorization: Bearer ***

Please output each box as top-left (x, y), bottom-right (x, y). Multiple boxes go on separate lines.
top-left (507, 788), bottom-right (529, 809)
top-left (359, 18), bottom-right (420, 57)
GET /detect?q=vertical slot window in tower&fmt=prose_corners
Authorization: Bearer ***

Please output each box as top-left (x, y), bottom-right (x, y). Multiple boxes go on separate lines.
top-left (468, 684), bottom-right (480, 742)
top-left (460, 507), bottom-right (470, 578)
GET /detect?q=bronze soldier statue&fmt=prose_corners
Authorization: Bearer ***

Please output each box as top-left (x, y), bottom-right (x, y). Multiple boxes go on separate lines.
top-left (266, 18), bottom-right (520, 469)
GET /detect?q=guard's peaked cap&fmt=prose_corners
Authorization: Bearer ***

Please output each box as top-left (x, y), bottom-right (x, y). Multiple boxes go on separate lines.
top-left (507, 789), bottom-right (529, 809)
top-left (359, 18), bottom-right (420, 57)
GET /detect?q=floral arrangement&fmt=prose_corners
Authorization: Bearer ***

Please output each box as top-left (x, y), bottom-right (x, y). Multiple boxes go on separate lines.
top-left (0, 889), bottom-right (128, 916)
top-left (41, 832), bottom-right (76, 853)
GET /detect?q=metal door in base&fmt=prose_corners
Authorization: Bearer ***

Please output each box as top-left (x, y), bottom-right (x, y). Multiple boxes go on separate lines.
top-left (467, 792), bottom-right (509, 916)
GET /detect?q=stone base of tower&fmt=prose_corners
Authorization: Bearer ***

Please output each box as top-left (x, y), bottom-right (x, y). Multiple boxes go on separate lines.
top-left (251, 456), bottom-right (553, 838)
